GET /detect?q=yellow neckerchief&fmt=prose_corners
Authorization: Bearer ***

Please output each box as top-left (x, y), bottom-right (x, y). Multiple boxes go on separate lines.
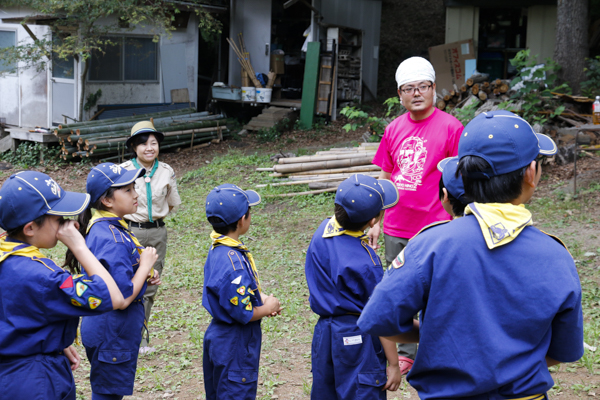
top-left (210, 231), bottom-right (262, 294)
top-left (87, 210), bottom-right (144, 255)
top-left (464, 203), bottom-right (533, 250)
top-left (322, 216), bottom-right (368, 242)
top-left (0, 233), bottom-right (45, 263)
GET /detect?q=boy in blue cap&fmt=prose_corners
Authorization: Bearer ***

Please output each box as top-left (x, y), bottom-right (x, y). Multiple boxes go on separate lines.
top-left (202, 184), bottom-right (282, 400)
top-left (0, 171), bottom-right (127, 400)
top-left (359, 110), bottom-right (584, 399)
top-left (437, 156), bottom-right (468, 217)
top-left (305, 173), bottom-right (402, 400)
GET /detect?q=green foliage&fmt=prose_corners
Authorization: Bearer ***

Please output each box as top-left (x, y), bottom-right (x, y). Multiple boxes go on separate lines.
top-left (256, 126), bottom-right (282, 143)
top-left (0, 142), bottom-right (63, 167)
top-left (452, 102), bottom-right (478, 125)
top-left (340, 96), bottom-right (403, 140)
top-left (500, 49), bottom-right (570, 125)
top-left (84, 89), bottom-right (102, 112)
top-left (581, 56), bottom-right (600, 99)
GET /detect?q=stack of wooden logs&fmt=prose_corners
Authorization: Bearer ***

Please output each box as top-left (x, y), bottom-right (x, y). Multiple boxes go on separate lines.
top-left (437, 77), bottom-right (511, 111)
top-left (54, 108), bottom-right (229, 162)
top-left (256, 143), bottom-right (381, 196)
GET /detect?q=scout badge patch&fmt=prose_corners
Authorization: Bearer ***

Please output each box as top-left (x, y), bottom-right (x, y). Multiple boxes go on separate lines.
top-left (391, 249), bottom-right (405, 269)
top-left (210, 231), bottom-right (262, 293)
top-left (237, 286), bottom-right (246, 295)
top-left (230, 297), bottom-right (239, 306)
top-left (88, 297), bottom-right (102, 310)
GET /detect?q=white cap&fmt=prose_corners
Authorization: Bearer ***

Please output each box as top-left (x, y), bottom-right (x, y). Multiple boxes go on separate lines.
top-left (395, 57), bottom-right (436, 89)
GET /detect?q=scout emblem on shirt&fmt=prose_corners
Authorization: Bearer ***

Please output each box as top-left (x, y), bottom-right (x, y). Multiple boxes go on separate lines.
top-left (231, 275), bottom-right (242, 285)
top-left (391, 249), bottom-right (405, 269)
top-left (76, 282), bottom-right (88, 297)
top-left (395, 136), bottom-right (428, 191)
top-left (237, 286), bottom-right (246, 296)
top-left (71, 298), bottom-right (82, 307)
top-left (489, 222), bottom-right (509, 244)
top-left (248, 288), bottom-right (255, 295)
top-left (45, 178), bottom-right (61, 197)
top-left (230, 296), bottom-right (239, 306)
top-left (60, 276), bottom-right (74, 290)
top-left (241, 296), bottom-right (250, 305)
top-left (245, 303), bottom-right (252, 311)
top-left (109, 164), bottom-right (122, 175)
top-left (88, 297), bottom-right (102, 310)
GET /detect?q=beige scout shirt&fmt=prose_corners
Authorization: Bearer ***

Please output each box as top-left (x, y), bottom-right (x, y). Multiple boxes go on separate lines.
top-left (121, 160), bottom-right (182, 223)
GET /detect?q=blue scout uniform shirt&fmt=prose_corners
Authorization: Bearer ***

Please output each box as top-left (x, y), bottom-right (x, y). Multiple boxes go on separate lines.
top-left (0, 239), bottom-right (113, 356)
top-left (202, 244), bottom-right (263, 324)
top-left (80, 218), bottom-right (147, 396)
top-left (358, 215), bottom-right (584, 399)
top-left (83, 219), bottom-right (146, 301)
top-left (305, 218), bottom-right (384, 316)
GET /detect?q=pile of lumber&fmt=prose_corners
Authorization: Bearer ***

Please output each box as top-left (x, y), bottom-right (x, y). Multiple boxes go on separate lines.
top-left (437, 76), bottom-right (511, 111)
top-left (54, 108), bottom-right (229, 162)
top-left (256, 143), bottom-right (381, 196)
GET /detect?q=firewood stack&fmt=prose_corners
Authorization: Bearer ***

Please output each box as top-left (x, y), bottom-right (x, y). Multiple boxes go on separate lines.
top-left (255, 143), bottom-right (381, 196)
top-left (436, 75), bottom-right (511, 111)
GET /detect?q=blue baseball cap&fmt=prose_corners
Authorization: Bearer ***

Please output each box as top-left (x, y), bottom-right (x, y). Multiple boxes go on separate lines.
top-left (0, 171), bottom-right (90, 231)
top-left (206, 184), bottom-right (261, 227)
top-left (335, 174), bottom-right (399, 223)
top-left (86, 162), bottom-right (145, 205)
top-left (458, 110), bottom-right (557, 178)
top-left (437, 157), bottom-right (466, 204)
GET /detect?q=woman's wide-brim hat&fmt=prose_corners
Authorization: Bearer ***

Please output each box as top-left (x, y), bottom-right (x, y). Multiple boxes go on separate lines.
top-left (126, 121), bottom-right (164, 149)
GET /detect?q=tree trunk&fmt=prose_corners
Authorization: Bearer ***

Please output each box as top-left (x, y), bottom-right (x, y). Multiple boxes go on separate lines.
top-left (554, 0), bottom-right (589, 95)
top-left (78, 60), bottom-right (89, 122)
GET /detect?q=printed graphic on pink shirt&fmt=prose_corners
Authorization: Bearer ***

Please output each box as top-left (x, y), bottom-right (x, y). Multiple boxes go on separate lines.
top-left (394, 136), bottom-right (428, 191)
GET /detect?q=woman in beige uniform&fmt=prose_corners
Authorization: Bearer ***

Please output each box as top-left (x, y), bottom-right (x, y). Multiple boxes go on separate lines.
top-left (121, 121), bottom-right (182, 354)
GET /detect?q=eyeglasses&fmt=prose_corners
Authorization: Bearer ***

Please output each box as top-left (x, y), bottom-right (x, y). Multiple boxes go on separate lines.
top-left (400, 84), bottom-right (432, 95)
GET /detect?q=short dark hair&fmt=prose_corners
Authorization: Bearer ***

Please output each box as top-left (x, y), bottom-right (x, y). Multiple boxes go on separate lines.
top-left (6, 214), bottom-right (49, 239)
top-left (457, 155), bottom-right (540, 203)
top-left (334, 204), bottom-right (374, 231)
top-left (208, 208), bottom-right (251, 235)
top-left (129, 133), bottom-right (161, 152)
top-left (438, 177), bottom-right (467, 216)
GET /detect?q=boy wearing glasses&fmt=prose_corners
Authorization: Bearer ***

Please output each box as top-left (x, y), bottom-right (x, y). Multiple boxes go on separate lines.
top-left (368, 56), bottom-right (464, 373)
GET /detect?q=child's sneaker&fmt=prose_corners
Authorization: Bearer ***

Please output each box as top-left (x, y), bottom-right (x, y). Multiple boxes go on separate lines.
top-left (139, 346), bottom-right (156, 355)
top-left (398, 356), bottom-right (414, 375)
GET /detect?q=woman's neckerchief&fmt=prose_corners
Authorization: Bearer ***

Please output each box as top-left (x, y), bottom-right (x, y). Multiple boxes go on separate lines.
top-left (464, 202), bottom-right (533, 250)
top-left (131, 158), bottom-right (159, 223)
top-left (87, 210), bottom-right (145, 256)
top-left (0, 233), bottom-right (45, 263)
top-left (210, 231), bottom-right (262, 294)
top-left (322, 216), bottom-right (368, 242)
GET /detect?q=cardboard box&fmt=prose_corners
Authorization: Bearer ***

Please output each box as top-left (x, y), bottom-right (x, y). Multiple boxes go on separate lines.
top-left (270, 54), bottom-right (285, 74)
top-left (428, 39), bottom-right (476, 91)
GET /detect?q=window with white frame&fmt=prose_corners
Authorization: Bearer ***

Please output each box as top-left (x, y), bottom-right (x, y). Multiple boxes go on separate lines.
top-left (0, 30), bottom-right (17, 74)
top-left (89, 36), bottom-right (158, 82)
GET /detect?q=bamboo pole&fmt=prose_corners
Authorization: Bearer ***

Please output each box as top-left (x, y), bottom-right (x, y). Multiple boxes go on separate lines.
top-left (274, 164), bottom-right (381, 177)
top-left (265, 188), bottom-right (337, 197)
top-left (58, 108), bottom-right (198, 129)
top-left (273, 156), bottom-right (374, 174)
top-left (277, 151), bottom-right (376, 164)
top-left (285, 172), bottom-right (379, 181)
top-left (256, 173), bottom-right (377, 188)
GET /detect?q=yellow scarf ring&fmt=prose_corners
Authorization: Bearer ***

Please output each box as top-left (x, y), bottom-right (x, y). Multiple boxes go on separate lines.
top-left (210, 231), bottom-right (262, 294)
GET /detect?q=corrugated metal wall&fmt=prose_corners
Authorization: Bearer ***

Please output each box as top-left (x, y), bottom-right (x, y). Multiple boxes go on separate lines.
top-left (316, 0), bottom-right (382, 100)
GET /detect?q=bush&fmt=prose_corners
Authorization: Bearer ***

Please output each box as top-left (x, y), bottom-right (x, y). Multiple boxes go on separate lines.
top-left (581, 56), bottom-right (600, 99)
top-left (0, 142), bottom-right (63, 167)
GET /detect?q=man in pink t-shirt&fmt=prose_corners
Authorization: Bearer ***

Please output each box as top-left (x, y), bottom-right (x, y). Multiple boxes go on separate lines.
top-left (368, 56), bottom-right (464, 373)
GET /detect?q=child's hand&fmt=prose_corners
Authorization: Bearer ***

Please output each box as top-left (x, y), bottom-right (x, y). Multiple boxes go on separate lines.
top-left (140, 247), bottom-right (158, 273)
top-left (147, 269), bottom-right (161, 286)
top-left (382, 363), bottom-right (401, 392)
top-left (56, 219), bottom-right (85, 250)
top-left (263, 294), bottom-right (282, 315)
top-left (63, 345), bottom-right (81, 371)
